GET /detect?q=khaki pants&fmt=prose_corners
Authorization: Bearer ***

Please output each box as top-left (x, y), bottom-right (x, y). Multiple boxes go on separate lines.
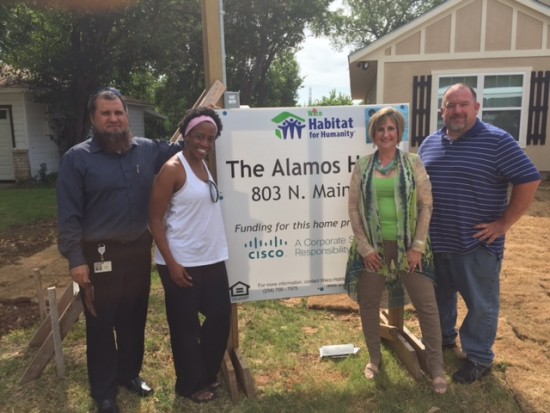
top-left (357, 241), bottom-right (444, 379)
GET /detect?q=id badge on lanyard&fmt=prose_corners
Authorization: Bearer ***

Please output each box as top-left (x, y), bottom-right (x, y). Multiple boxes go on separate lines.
top-left (93, 243), bottom-right (113, 273)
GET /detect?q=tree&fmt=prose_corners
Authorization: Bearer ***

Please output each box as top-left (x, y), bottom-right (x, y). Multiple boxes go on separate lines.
top-left (312, 89), bottom-right (354, 106)
top-left (223, 0), bottom-right (332, 106)
top-left (0, 0), bottom-right (332, 152)
top-left (0, 0), bottom-right (202, 151)
top-left (313, 0), bottom-right (445, 50)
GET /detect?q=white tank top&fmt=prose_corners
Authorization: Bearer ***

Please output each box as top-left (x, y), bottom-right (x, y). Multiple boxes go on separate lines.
top-left (155, 152), bottom-right (228, 266)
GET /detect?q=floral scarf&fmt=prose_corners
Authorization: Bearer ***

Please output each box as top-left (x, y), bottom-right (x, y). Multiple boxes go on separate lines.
top-left (344, 149), bottom-right (435, 308)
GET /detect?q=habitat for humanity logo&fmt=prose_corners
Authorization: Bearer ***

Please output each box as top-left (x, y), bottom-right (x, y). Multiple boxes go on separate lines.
top-left (244, 236), bottom-right (288, 259)
top-left (271, 111), bottom-right (306, 140)
top-left (272, 109), bottom-right (356, 140)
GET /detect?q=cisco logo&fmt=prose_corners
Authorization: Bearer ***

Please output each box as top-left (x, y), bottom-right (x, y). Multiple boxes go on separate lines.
top-left (245, 236), bottom-right (287, 259)
top-left (271, 111), bottom-right (306, 140)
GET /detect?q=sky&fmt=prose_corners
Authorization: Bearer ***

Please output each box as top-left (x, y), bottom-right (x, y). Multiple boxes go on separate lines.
top-left (295, 34), bottom-right (353, 106)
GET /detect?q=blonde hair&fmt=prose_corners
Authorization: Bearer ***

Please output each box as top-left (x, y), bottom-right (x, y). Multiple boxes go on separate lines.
top-left (368, 107), bottom-right (406, 144)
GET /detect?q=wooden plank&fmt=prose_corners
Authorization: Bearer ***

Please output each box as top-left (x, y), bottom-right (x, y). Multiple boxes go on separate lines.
top-left (386, 307), bottom-right (404, 330)
top-left (169, 80), bottom-right (227, 143)
top-left (29, 283), bottom-right (75, 348)
top-left (20, 296), bottom-right (83, 384)
top-left (221, 350), bottom-right (239, 403)
top-left (33, 268), bottom-right (47, 319)
top-left (227, 304), bottom-right (239, 351)
top-left (380, 323), bottom-right (399, 341)
top-left (402, 325), bottom-right (428, 375)
top-left (230, 348), bottom-right (256, 399)
top-left (383, 331), bottom-right (423, 380)
top-left (47, 287), bottom-right (65, 377)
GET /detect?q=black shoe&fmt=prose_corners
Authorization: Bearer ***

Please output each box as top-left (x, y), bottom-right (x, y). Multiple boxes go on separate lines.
top-left (121, 376), bottom-right (154, 397)
top-left (452, 359), bottom-right (491, 384)
top-left (97, 398), bottom-right (119, 413)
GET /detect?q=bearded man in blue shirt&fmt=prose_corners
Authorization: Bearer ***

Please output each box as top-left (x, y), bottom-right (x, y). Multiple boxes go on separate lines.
top-left (57, 88), bottom-right (183, 413)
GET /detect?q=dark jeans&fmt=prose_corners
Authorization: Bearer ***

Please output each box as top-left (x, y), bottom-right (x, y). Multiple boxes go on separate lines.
top-left (81, 231), bottom-right (152, 401)
top-left (157, 261), bottom-right (231, 396)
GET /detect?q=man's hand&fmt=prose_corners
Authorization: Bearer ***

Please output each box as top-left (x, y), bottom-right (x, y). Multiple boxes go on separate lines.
top-left (70, 264), bottom-right (91, 287)
top-left (473, 220), bottom-right (509, 244)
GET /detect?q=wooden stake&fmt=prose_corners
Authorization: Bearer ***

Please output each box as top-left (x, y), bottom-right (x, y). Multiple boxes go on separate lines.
top-left (47, 287), bottom-right (65, 377)
top-left (20, 295), bottom-right (82, 384)
top-left (29, 283), bottom-right (75, 348)
top-left (33, 268), bottom-right (47, 319)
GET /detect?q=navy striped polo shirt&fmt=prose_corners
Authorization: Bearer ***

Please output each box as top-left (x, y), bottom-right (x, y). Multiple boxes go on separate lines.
top-left (418, 119), bottom-right (541, 258)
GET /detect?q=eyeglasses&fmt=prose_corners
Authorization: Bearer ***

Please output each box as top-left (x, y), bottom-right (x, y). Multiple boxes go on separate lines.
top-left (207, 179), bottom-right (219, 203)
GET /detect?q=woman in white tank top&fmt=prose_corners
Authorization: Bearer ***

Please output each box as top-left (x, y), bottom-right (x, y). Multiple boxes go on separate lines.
top-left (149, 107), bottom-right (230, 403)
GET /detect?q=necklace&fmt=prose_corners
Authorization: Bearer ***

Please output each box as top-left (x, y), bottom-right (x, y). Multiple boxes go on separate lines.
top-left (374, 156), bottom-right (397, 176)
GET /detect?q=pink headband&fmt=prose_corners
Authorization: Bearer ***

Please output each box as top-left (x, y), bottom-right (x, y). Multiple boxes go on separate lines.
top-left (184, 115), bottom-right (218, 137)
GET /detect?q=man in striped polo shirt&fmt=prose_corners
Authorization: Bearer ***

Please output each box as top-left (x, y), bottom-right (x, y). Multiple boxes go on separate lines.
top-left (418, 83), bottom-right (541, 384)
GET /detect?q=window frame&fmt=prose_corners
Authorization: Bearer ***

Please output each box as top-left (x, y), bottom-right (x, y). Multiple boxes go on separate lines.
top-left (431, 68), bottom-right (532, 147)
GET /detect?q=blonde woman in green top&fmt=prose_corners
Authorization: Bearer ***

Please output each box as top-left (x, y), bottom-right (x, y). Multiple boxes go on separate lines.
top-left (345, 107), bottom-right (447, 394)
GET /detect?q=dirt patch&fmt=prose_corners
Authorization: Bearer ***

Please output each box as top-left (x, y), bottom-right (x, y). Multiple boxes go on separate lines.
top-left (0, 220), bottom-right (69, 338)
top-left (0, 181), bottom-right (549, 412)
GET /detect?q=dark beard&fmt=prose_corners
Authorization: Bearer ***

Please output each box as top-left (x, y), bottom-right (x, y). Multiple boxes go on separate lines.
top-left (94, 128), bottom-right (132, 154)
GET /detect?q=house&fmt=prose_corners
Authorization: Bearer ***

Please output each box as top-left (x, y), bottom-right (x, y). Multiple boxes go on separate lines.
top-left (348, 0), bottom-right (550, 173)
top-left (0, 70), bottom-right (167, 182)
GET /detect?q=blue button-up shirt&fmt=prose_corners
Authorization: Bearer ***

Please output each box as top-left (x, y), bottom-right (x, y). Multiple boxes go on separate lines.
top-left (57, 135), bottom-right (183, 269)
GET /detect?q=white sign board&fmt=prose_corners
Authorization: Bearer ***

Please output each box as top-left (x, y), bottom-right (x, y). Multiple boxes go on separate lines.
top-left (216, 104), bottom-right (409, 303)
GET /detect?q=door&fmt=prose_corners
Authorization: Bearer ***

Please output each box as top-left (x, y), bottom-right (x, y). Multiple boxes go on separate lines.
top-left (0, 107), bottom-right (15, 181)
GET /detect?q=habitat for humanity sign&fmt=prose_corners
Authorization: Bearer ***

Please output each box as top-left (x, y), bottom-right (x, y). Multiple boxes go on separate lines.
top-left (216, 104), bottom-right (409, 303)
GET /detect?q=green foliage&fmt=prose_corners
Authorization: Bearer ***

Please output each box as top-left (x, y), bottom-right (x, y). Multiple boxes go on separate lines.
top-left (313, 0), bottom-right (446, 50)
top-left (0, 2), bottom-right (195, 148)
top-left (0, 187), bottom-right (56, 230)
top-left (223, 0), bottom-right (332, 106)
top-left (313, 89), bottom-right (353, 106)
top-left (0, 0), bottom-right (325, 149)
top-left (260, 51), bottom-right (303, 107)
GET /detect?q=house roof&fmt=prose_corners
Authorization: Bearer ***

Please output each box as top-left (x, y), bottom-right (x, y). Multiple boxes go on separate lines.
top-left (347, 0), bottom-right (550, 100)
top-left (0, 65), bottom-right (26, 88)
top-left (125, 97), bottom-right (168, 120)
top-left (348, 0), bottom-right (550, 64)
top-left (0, 67), bottom-right (167, 120)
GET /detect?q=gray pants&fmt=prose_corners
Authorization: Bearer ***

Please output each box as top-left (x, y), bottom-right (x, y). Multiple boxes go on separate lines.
top-left (357, 241), bottom-right (444, 379)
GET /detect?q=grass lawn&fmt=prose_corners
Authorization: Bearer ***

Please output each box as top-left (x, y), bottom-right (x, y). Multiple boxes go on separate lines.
top-left (0, 187), bottom-right (524, 412)
top-left (0, 272), bottom-right (522, 413)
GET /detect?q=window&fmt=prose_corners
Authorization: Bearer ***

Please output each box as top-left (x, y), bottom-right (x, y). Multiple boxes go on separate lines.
top-left (432, 70), bottom-right (530, 147)
top-left (0, 110), bottom-right (7, 120)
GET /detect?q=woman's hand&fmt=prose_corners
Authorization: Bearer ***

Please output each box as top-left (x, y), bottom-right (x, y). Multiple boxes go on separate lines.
top-left (363, 251), bottom-right (382, 272)
top-left (407, 250), bottom-right (423, 273)
top-left (167, 261), bottom-right (193, 287)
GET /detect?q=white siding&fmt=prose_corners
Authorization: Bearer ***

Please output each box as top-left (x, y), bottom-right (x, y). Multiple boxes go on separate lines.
top-left (0, 107), bottom-right (14, 180)
top-left (0, 91), bottom-right (24, 181)
top-left (23, 92), bottom-right (60, 175)
top-left (128, 105), bottom-right (145, 137)
top-left (0, 90), bottom-right (26, 149)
